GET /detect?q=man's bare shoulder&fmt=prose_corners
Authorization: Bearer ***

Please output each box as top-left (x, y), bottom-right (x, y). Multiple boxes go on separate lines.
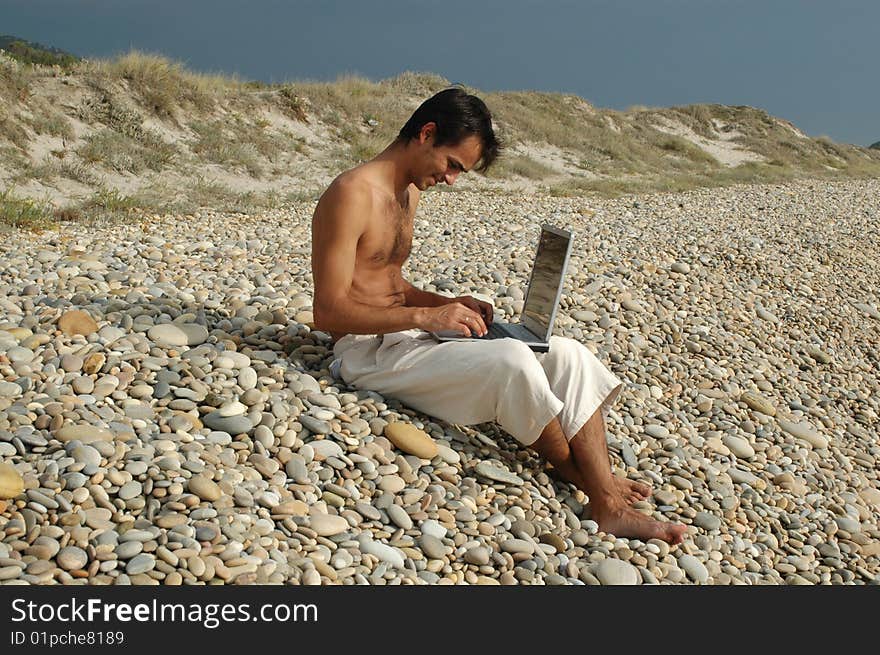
top-left (316, 170), bottom-right (374, 216)
top-left (312, 169), bottom-right (374, 227)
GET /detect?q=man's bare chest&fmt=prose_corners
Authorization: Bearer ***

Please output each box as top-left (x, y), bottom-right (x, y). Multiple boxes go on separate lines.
top-left (359, 202), bottom-right (415, 266)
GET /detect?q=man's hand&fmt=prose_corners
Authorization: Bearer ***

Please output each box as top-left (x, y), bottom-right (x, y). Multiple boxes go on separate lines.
top-left (453, 295), bottom-right (494, 327)
top-left (419, 302), bottom-right (487, 337)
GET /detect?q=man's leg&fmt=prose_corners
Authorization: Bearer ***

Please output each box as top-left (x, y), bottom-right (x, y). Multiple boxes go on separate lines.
top-left (531, 417), bottom-right (650, 505)
top-left (532, 411), bottom-right (686, 544)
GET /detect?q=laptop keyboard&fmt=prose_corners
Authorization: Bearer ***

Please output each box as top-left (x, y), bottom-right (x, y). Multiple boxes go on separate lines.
top-left (481, 323), bottom-right (509, 340)
top-left (477, 323), bottom-right (540, 342)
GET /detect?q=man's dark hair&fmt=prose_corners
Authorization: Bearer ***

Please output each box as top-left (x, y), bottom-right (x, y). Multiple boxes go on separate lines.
top-left (398, 87), bottom-right (501, 172)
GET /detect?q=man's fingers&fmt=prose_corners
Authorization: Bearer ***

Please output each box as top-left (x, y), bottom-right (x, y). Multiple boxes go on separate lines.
top-left (459, 310), bottom-right (485, 336)
top-left (470, 311), bottom-right (487, 336)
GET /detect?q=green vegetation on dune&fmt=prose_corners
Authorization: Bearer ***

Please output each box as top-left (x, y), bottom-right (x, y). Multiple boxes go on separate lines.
top-left (0, 35), bottom-right (80, 70)
top-left (0, 187), bottom-right (53, 230)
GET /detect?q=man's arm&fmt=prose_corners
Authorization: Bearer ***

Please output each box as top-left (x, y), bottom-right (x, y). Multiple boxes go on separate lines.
top-left (403, 280), bottom-right (455, 308)
top-left (312, 180), bottom-right (428, 335)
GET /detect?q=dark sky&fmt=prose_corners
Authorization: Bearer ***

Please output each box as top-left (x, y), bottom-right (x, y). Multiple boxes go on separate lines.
top-left (3, 0), bottom-right (878, 146)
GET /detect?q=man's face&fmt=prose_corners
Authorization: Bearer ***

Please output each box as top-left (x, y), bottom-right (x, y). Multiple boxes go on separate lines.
top-left (414, 124), bottom-right (483, 191)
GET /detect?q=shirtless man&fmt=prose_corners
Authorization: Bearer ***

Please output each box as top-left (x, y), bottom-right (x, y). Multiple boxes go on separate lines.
top-left (311, 88), bottom-right (686, 544)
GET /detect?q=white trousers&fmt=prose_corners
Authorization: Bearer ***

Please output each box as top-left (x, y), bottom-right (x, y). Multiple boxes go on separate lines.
top-left (332, 330), bottom-right (623, 446)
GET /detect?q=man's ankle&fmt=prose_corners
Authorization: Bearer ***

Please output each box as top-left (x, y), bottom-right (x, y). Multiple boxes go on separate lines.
top-left (587, 489), bottom-right (624, 514)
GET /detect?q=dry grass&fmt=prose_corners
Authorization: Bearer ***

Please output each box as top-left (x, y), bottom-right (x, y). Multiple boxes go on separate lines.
top-left (25, 154), bottom-right (99, 186)
top-left (31, 112), bottom-right (74, 139)
top-left (81, 51), bottom-right (229, 117)
top-left (486, 154), bottom-right (557, 180)
top-left (0, 54), bottom-right (31, 103)
top-left (182, 178), bottom-right (284, 213)
top-left (291, 73), bottom-right (448, 166)
top-left (276, 85), bottom-right (309, 121)
top-left (190, 120), bottom-right (265, 177)
top-left (77, 127), bottom-right (177, 173)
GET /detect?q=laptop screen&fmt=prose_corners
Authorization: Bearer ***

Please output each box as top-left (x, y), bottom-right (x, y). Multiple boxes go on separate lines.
top-left (521, 226), bottom-right (572, 339)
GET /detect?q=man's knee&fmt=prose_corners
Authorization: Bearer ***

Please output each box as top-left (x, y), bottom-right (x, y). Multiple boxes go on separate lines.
top-left (494, 339), bottom-right (543, 377)
top-left (542, 336), bottom-right (584, 370)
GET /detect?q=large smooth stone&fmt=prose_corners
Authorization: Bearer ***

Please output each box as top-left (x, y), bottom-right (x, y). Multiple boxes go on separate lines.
top-left (310, 440), bottom-right (343, 460)
top-left (57, 546), bottom-right (88, 571)
top-left (58, 310), bottom-right (98, 336)
top-left (202, 412), bottom-right (253, 435)
top-left (357, 536), bottom-right (405, 569)
top-left (740, 392), bottom-right (776, 416)
top-left (859, 488), bottom-right (880, 510)
top-left (474, 462), bottom-right (524, 486)
top-left (148, 324), bottom-right (188, 347)
top-left (218, 401), bottom-right (248, 417)
top-left (54, 425), bottom-right (115, 443)
top-left (420, 519), bottom-right (447, 540)
top-left (420, 535), bottom-right (449, 560)
top-left (384, 423), bottom-right (438, 459)
top-left (755, 305), bottom-right (780, 323)
top-left (0, 463), bottom-right (24, 499)
top-left (273, 500), bottom-right (308, 516)
top-left (595, 558), bottom-right (640, 585)
top-left (188, 475), bottom-right (222, 501)
top-left (722, 434), bottom-right (755, 459)
top-left (777, 419), bottom-right (828, 449)
top-left (678, 554), bottom-right (709, 583)
top-left (0, 381), bottom-right (21, 398)
top-left (309, 513), bottom-right (349, 537)
top-left (853, 303), bottom-right (880, 320)
top-left (178, 324), bottom-right (209, 345)
top-left (299, 415), bottom-right (332, 434)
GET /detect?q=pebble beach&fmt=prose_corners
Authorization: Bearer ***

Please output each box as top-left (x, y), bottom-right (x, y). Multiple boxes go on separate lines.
top-left (1, 176), bottom-right (879, 586)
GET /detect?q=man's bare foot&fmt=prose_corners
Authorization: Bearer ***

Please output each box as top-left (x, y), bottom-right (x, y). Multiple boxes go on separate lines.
top-left (614, 477), bottom-right (651, 504)
top-left (593, 502), bottom-right (687, 545)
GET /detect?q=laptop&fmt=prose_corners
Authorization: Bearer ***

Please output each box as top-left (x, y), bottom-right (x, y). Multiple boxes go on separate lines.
top-left (431, 224), bottom-right (574, 352)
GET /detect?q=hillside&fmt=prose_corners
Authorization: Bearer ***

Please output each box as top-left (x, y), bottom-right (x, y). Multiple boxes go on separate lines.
top-left (0, 34), bottom-right (80, 69)
top-left (2, 50), bottom-right (880, 230)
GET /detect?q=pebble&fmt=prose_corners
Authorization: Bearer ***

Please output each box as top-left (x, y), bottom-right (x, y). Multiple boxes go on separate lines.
top-left (57, 310), bottom-right (98, 336)
top-left (299, 415), bottom-right (332, 434)
top-left (500, 539), bottom-right (534, 555)
top-left (678, 555), bottom-right (709, 583)
top-left (595, 558), bottom-right (640, 585)
top-left (309, 513), bottom-right (349, 536)
top-left (126, 554), bottom-right (156, 575)
top-left (777, 419), bottom-right (829, 449)
top-left (378, 475), bottom-right (406, 493)
top-left (147, 324), bottom-right (188, 347)
top-left (463, 547), bottom-right (489, 566)
top-left (0, 463), bottom-right (24, 499)
top-left (0, 178), bottom-right (877, 588)
top-left (387, 504), bottom-right (413, 530)
top-left (420, 520), bottom-right (447, 540)
top-left (474, 462), bottom-right (524, 486)
top-left (384, 423), bottom-right (439, 459)
top-left (420, 535), bottom-right (449, 559)
top-left (694, 512), bottom-right (722, 531)
top-left (54, 425), bottom-right (115, 443)
top-left (57, 546), bottom-right (88, 571)
top-left (188, 475), bottom-right (222, 501)
top-left (202, 412), bottom-right (252, 435)
top-left (740, 391), bottom-right (776, 416)
top-left (358, 536), bottom-right (405, 569)
top-left (722, 434), bottom-right (755, 459)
